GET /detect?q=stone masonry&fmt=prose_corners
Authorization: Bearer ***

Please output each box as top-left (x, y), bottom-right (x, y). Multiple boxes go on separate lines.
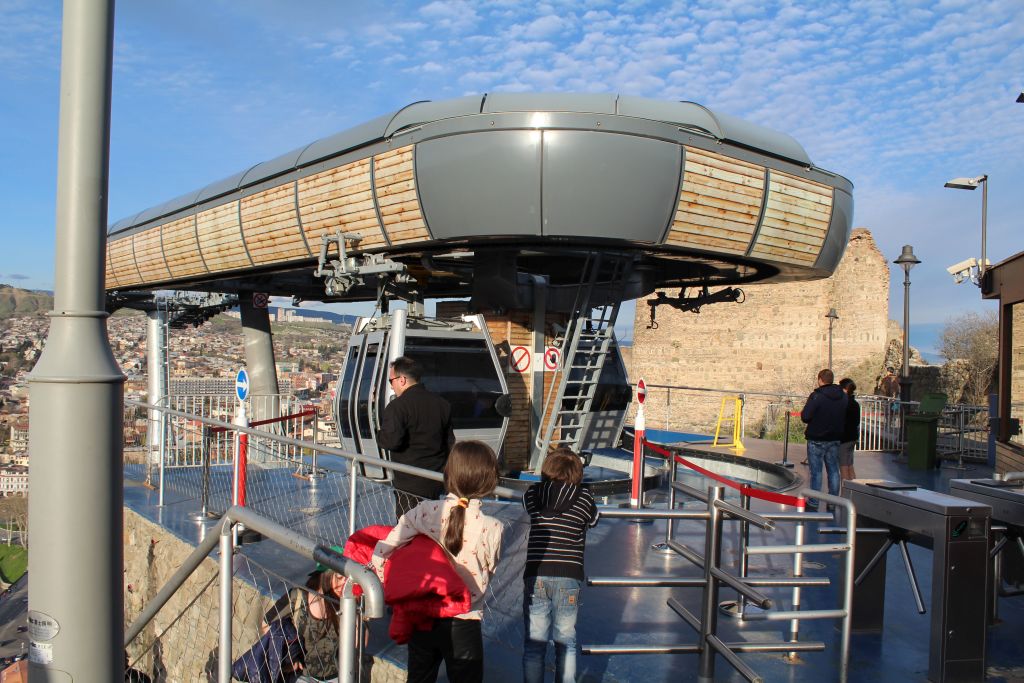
top-left (123, 508), bottom-right (404, 682)
top-left (630, 228), bottom-right (891, 435)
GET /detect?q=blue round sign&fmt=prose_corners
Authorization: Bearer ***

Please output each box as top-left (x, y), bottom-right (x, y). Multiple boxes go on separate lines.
top-left (235, 368), bottom-right (250, 402)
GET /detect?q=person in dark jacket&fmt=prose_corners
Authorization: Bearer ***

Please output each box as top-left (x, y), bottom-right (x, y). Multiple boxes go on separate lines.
top-left (378, 356), bottom-right (456, 518)
top-left (800, 368), bottom-right (848, 510)
top-left (838, 378), bottom-right (861, 482)
top-left (522, 448), bottom-right (600, 683)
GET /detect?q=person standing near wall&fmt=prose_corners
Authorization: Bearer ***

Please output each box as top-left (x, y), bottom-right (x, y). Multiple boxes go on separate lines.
top-left (378, 356), bottom-right (456, 519)
top-left (800, 369), bottom-right (847, 511)
top-left (838, 378), bottom-right (860, 482)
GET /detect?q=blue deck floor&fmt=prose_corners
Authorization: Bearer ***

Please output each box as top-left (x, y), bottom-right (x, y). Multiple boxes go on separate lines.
top-left (123, 444), bottom-right (1024, 682)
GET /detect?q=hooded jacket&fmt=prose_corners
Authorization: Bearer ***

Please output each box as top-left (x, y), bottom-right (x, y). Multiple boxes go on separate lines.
top-left (523, 480), bottom-right (600, 580)
top-left (801, 383), bottom-right (848, 442)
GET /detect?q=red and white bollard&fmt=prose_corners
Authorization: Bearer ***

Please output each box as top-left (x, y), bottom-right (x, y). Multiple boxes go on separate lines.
top-left (631, 379), bottom-right (647, 509)
top-left (232, 401), bottom-right (250, 543)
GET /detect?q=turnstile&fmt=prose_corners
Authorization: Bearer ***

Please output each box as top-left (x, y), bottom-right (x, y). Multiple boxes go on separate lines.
top-left (843, 480), bottom-right (991, 683)
top-left (948, 478), bottom-right (1024, 610)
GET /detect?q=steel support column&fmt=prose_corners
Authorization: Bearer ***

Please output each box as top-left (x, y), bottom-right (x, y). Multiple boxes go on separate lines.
top-left (27, 0), bottom-right (124, 679)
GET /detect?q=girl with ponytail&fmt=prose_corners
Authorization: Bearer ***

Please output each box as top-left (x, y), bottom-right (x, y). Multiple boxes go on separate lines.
top-left (371, 440), bottom-right (503, 683)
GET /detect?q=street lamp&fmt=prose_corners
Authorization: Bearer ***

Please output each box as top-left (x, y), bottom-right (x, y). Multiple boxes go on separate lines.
top-left (944, 174), bottom-right (988, 283)
top-left (894, 245), bottom-right (920, 456)
top-left (825, 307), bottom-right (839, 372)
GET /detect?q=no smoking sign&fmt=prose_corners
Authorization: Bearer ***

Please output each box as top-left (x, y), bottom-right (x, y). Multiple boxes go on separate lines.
top-left (509, 345), bottom-right (531, 374)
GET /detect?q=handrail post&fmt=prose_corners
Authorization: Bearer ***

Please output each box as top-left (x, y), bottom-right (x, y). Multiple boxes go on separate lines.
top-left (788, 496), bottom-right (806, 654)
top-left (158, 398), bottom-right (167, 507)
top-left (698, 486), bottom-right (724, 683)
top-left (338, 579), bottom-right (359, 683)
top-left (218, 522), bottom-right (234, 683)
top-left (736, 492), bottom-right (750, 614)
top-left (348, 458), bottom-right (359, 536)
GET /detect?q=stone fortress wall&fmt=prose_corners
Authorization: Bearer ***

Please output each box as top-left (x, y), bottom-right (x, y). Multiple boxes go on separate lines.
top-left (628, 228), bottom-right (893, 436)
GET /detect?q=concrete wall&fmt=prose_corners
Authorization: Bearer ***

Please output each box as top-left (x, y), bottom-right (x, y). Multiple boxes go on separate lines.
top-left (629, 228), bottom-right (892, 434)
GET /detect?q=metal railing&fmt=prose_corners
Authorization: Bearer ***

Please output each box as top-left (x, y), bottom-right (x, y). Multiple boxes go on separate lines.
top-left (124, 505), bottom-right (384, 683)
top-left (583, 440), bottom-right (857, 683)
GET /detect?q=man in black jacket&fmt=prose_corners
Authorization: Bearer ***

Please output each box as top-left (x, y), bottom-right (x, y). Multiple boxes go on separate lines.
top-left (378, 356), bottom-right (456, 518)
top-left (800, 368), bottom-right (848, 511)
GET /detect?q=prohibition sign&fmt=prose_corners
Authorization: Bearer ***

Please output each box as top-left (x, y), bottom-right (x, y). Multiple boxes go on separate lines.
top-left (544, 346), bottom-right (561, 371)
top-left (510, 345), bottom-right (531, 373)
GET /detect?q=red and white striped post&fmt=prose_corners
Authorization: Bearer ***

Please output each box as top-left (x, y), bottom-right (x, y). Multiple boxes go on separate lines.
top-left (232, 402), bottom-right (250, 508)
top-left (631, 379), bottom-right (647, 509)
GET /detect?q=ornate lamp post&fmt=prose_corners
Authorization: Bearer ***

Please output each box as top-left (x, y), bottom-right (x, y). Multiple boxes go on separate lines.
top-left (894, 245), bottom-right (920, 455)
top-left (825, 307), bottom-right (839, 372)
top-left (944, 175), bottom-right (988, 283)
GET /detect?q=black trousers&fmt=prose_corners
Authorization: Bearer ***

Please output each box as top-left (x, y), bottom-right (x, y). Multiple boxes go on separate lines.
top-left (406, 617), bottom-right (483, 683)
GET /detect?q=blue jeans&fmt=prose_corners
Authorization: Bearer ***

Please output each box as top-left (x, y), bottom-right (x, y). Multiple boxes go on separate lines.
top-left (806, 440), bottom-right (841, 508)
top-left (523, 576), bottom-right (582, 683)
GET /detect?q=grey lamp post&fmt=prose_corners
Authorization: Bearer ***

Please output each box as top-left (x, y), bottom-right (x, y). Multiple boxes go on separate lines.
top-left (944, 175), bottom-right (988, 283)
top-left (825, 307), bottom-right (839, 372)
top-left (894, 245), bottom-right (920, 457)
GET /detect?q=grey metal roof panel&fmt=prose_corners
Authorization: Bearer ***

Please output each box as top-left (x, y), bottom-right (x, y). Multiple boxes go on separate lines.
top-left (296, 112), bottom-right (394, 167)
top-left (108, 212), bottom-right (143, 235)
top-left (708, 108), bottom-right (811, 166)
top-left (483, 92), bottom-right (618, 115)
top-left (385, 96), bottom-right (484, 137)
top-left (240, 147), bottom-right (307, 187)
top-left (195, 167), bottom-right (255, 203)
top-left (615, 97), bottom-right (722, 138)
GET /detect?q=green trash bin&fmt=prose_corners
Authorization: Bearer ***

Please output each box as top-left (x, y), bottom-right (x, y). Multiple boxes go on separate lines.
top-left (905, 392), bottom-right (947, 470)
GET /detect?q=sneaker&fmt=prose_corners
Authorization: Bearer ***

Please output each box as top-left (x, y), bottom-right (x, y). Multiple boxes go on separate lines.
top-left (805, 503), bottom-right (819, 513)
top-left (826, 504), bottom-right (836, 513)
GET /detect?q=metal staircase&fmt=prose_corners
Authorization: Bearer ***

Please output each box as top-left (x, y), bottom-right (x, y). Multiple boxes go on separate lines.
top-left (534, 254), bottom-right (632, 466)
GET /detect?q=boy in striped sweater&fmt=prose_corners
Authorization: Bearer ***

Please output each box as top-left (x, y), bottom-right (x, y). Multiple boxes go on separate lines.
top-left (522, 448), bottom-right (600, 683)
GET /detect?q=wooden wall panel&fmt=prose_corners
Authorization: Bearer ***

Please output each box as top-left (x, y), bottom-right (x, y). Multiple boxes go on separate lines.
top-left (196, 201), bottom-right (250, 273)
top-left (109, 234), bottom-right (142, 287)
top-left (373, 146), bottom-right (429, 245)
top-left (666, 147), bottom-right (764, 254)
top-left (297, 158), bottom-right (385, 252)
top-left (162, 215), bottom-right (206, 278)
top-left (749, 170), bottom-right (832, 265)
top-left (241, 183), bottom-right (308, 265)
top-left (133, 227), bottom-right (171, 283)
top-left (105, 244), bottom-right (119, 289)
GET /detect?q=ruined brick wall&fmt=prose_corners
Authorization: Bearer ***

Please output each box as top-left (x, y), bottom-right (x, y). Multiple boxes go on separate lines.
top-left (630, 228), bottom-right (891, 434)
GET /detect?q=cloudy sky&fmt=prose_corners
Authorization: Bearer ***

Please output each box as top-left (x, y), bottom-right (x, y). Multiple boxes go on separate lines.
top-left (2, 0), bottom-right (1022, 353)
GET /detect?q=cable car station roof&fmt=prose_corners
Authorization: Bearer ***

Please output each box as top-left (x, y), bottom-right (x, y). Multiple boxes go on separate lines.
top-left (105, 93), bottom-right (854, 303)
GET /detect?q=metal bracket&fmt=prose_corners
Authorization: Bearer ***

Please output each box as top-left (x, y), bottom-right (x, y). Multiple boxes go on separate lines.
top-left (313, 230), bottom-right (411, 297)
top-left (646, 285), bottom-right (744, 328)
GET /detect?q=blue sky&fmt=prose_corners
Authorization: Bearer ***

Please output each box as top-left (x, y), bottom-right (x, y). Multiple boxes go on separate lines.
top-left (2, 0), bottom-right (1022, 354)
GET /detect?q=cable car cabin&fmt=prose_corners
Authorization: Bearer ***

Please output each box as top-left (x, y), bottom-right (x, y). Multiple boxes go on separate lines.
top-left (334, 312), bottom-right (510, 478)
top-left (333, 304), bottom-right (634, 481)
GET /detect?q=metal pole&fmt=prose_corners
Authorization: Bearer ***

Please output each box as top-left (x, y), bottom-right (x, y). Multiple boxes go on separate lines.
top-left (158, 403), bottom-right (166, 507)
top-left (27, 0), bottom-right (124, 679)
top-left (900, 268), bottom-right (912, 458)
top-left (219, 525), bottom-right (234, 683)
top-left (980, 177), bottom-right (987, 279)
top-left (789, 500), bottom-right (806, 651)
top-left (697, 486), bottom-right (724, 683)
top-left (338, 584), bottom-right (359, 683)
top-left (349, 458), bottom-right (359, 536)
top-left (828, 318), bottom-right (834, 372)
top-left (737, 493), bottom-right (750, 614)
top-left (147, 308), bottom-right (167, 487)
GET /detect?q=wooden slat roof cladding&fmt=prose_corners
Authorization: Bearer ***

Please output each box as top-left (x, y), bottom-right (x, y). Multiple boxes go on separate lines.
top-left (105, 94), bottom-right (853, 299)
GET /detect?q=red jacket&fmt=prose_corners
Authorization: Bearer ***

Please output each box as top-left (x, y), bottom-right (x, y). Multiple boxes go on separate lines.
top-left (342, 525), bottom-right (473, 643)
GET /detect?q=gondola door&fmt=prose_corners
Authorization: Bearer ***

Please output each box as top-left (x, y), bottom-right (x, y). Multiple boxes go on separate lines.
top-left (351, 328), bottom-right (390, 479)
